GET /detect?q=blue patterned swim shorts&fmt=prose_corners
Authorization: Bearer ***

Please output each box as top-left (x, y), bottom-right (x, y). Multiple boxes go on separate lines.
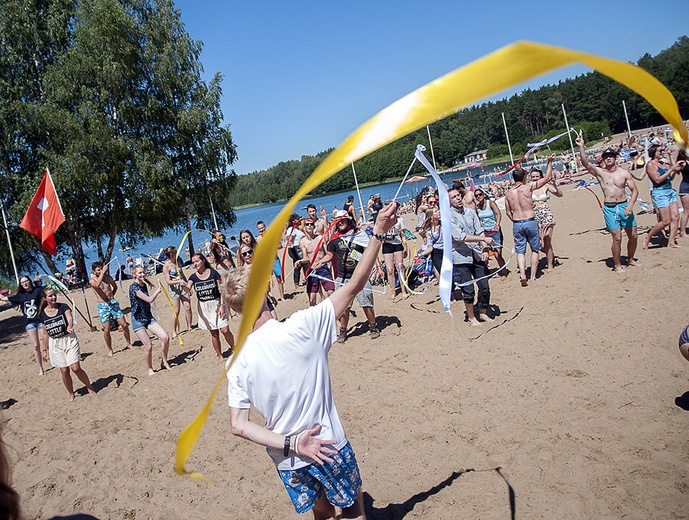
top-left (277, 441), bottom-right (362, 514)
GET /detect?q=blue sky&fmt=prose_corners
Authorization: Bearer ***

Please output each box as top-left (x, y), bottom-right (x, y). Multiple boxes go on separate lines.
top-left (172, 0), bottom-right (687, 175)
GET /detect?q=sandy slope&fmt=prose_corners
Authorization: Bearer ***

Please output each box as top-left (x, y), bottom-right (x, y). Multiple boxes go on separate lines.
top-left (1, 172), bottom-right (688, 519)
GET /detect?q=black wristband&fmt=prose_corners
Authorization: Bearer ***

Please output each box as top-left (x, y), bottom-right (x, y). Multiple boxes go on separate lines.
top-left (371, 232), bottom-right (385, 241)
top-left (283, 435), bottom-right (291, 457)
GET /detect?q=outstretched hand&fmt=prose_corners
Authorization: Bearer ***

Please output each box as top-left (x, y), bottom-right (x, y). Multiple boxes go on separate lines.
top-left (372, 202), bottom-right (399, 236)
top-left (575, 135), bottom-right (585, 148)
top-left (295, 424), bottom-right (337, 465)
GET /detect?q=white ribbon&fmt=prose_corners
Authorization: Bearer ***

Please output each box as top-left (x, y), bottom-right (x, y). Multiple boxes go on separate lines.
top-left (414, 145), bottom-right (453, 314)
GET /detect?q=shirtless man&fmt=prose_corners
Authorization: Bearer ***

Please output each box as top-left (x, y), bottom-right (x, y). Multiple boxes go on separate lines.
top-left (576, 136), bottom-right (639, 272)
top-left (299, 218), bottom-right (335, 306)
top-left (89, 261), bottom-right (133, 356)
top-left (504, 156), bottom-right (553, 286)
top-left (306, 203), bottom-right (328, 237)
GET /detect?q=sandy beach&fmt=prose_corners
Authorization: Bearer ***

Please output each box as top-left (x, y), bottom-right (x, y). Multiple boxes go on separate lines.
top-left (1, 157), bottom-right (688, 519)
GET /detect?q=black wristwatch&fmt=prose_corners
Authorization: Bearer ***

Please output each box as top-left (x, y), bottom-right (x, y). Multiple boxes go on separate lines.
top-left (283, 435), bottom-right (291, 456)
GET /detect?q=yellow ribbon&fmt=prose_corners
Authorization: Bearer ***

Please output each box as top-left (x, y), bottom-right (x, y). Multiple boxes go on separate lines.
top-left (175, 40), bottom-right (686, 479)
top-left (158, 281), bottom-right (184, 347)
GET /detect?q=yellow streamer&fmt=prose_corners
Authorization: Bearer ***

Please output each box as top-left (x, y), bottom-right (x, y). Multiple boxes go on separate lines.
top-left (158, 281), bottom-right (184, 347)
top-left (175, 41), bottom-right (686, 479)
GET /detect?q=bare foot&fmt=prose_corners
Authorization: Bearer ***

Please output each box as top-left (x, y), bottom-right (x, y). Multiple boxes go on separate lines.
top-left (161, 360), bottom-right (172, 371)
top-left (87, 387), bottom-right (97, 396)
top-left (669, 243), bottom-right (682, 248)
top-left (68, 393), bottom-right (75, 402)
top-left (642, 236), bottom-right (650, 250)
top-left (469, 318), bottom-right (483, 327)
top-left (479, 313), bottom-right (494, 322)
top-left (38, 369), bottom-right (45, 376)
top-left (148, 369), bottom-right (155, 376)
top-left (626, 259), bottom-right (640, 267)
top-left (216, 355), bottom-right (224, 363)
top-left (613, 266), bottom-right (626, 273)
top-left (106, 349), bottom-right (114, 358)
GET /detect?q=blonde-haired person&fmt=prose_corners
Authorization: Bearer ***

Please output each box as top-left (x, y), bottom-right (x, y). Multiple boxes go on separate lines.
top-left (219, 201), bottom-right (398, 519)
top-left (129, 266), bottom-right (171, 376)
top-left (163, 246), bottom-right (193, 337)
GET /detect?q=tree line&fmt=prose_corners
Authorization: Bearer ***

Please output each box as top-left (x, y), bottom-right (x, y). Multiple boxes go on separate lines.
top-left (227, 36), bottom-right (689, 207)
top-left (0, 0), bottom-right (237, 280)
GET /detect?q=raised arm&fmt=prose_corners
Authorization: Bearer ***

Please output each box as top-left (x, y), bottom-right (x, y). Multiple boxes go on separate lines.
top-left (329, 202), bottom-right (397, 319)
top-left (576, 136), bottom-right (601, 178)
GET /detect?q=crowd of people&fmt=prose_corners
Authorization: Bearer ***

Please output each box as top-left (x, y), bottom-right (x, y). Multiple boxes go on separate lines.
top-left (2, 126), bottom-right (688, 519)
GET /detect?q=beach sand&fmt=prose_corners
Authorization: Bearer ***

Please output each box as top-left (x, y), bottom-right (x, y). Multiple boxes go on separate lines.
top-left (1, 168), bottom-right (688, 519)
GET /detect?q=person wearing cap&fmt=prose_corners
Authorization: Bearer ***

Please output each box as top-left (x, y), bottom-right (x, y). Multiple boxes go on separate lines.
top-left (577, 136), bottom-right (639, 272)
top-left (315, 209), bottom-right (382, 342)
top-left (222, 202), bottom-right (398, 519)
top-left (643, 143), bottom-right (685, 249)
top-left (370, 194), bottom-right (383, 223)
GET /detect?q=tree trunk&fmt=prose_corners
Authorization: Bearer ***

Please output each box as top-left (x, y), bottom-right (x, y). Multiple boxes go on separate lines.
top-left (185, 206), bottom-right (194, 265)
top-left (103, 224), bottom-right (118, 265)
top-left (28, 235), bottom-right (59, 275)
top-left (65, 217), bottom-right (87, 283)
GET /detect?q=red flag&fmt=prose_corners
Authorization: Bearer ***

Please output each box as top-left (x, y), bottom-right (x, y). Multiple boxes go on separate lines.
top-left (20, 169), bottom-right (66, 256)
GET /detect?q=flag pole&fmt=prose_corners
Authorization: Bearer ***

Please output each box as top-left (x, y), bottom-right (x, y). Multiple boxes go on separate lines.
top-left (502, 112), bottom-right (514, 165)
top-left (350, 162), bottom-right (366, 223)
top-left (0, 198), bottom-right (19, 284)
top-left (426, 125), bottom-right (437, 171)
top-left (622, 100), bottom-right (632, 138)
top-left (562, 104), bottom-right (577, 159)
top-left (208, 191), bottom-right (219, 231)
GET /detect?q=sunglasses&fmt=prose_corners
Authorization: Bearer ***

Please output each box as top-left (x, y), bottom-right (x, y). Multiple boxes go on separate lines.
top-left (475, 192), bottom-right (484, 197)
top-left (427, 200), bottom-right (437, 204)
top-left (241, 250), bottom-right (253, 257)
top-left (304, 223), bottom-right (314, 227)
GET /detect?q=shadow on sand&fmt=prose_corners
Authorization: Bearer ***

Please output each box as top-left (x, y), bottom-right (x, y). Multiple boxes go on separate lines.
top-left (364, 467), bottom-right (515, 520)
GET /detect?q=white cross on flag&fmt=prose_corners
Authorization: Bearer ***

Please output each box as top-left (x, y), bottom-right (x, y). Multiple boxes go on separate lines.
top-left (19, 169), bottom-right (66, 256)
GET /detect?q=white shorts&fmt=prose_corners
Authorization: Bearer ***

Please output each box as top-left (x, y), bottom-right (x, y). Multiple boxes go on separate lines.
top-left (197, 299), bottom-right (229, 331)
top-left (49, 333), bottom-right (81, 368)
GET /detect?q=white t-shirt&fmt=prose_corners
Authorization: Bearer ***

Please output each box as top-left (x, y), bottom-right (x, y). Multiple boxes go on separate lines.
top-left (227, 299), bottom-right (346, 470)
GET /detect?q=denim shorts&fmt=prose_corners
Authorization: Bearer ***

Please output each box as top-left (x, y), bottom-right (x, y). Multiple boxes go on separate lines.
top-left (131, 317), bottom-right (156, 332)
top-left (25, 321), bottom-right (43, 332)
top-left (277, 442), bottom-right (362, 514)
top-left (513, 219), bottom-right (540, 254)
top-left (651, 187), bottom-right (677, 209)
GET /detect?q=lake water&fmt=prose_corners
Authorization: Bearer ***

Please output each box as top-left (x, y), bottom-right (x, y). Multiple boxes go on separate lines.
top-left (51, 163), bottom-right (521, 273)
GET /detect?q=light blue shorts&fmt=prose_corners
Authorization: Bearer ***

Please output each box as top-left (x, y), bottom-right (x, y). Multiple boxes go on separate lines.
top-left (131, 317), bottom-right (156, 332)
top-left (25, 322), bottom-right (43, 332)
top-left (273, 258), bottom-right (283, 277)
top-left (97, 300), bottom-right (124, 323)
top-left (603, 201), bottom-right (637, 231)
top-left (277, 442), bottom-right (362, 514)
top-left (651, 187), bottom-right (677, 209)
top-left (513, 219), bottom-right (540, 254)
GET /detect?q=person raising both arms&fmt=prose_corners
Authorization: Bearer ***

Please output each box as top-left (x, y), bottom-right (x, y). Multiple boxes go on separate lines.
top-left (88, 262), bottom-right (133, 357)
top-left (39, 287), bottom-right (96, 402)
top-left (643, 143), bottom-right (685, 249)
top-left (129, 266), bottom-right (171, 376)
top-left (0, 276), bottom-right (47, 375)
top-left (163, 246), bottom-right (193, 338)
top-left (576, 136), bottom-right (640, 272)
top-left (184, 253), bottom-right (234, 361)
